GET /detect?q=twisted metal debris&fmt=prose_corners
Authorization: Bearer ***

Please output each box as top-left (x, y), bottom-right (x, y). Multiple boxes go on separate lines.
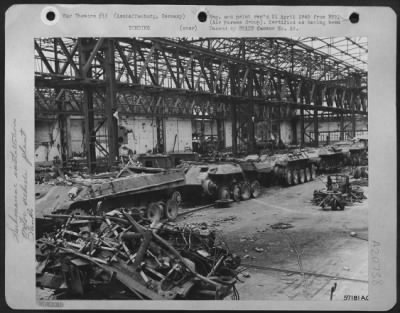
top-left (36, 210), bottom-right (241, 300)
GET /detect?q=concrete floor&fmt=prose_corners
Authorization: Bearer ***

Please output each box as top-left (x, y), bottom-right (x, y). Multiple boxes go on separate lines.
top-left (177, 176), bottom-right (368, 301)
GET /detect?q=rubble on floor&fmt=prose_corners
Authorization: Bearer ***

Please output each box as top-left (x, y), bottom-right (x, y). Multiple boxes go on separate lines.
top-left (36, 210), bottom-right (241, 300)
top-left (312, 174), bottom-right (367, 210)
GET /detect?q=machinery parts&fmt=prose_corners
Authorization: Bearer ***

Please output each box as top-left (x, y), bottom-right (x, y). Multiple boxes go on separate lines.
top-left (313, 190), bottom-right (345, 211)
top-left (312, 174), bottom-right (366, 210)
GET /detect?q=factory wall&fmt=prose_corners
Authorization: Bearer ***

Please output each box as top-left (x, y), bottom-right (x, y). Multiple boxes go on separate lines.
top-left (294, 118), bottom-right (368, 144)
top-left (119, 116), bottom-right (193, 153)
top-left (35, 118), bottom-right (103, 162)
top-left (70, 119), bottom-right (84, 153)
top-left (35, 114), bottom-right (368, 163)
top-left (119, 116), bottom-right (157, 154)
top-left (164, 118), bottom-right (192, 152)
top-left (35, 120), bottom-right (62, 162)
top-left (192, 120), bottom-right (218, 138)
top-left (35, 115), bottom-right (195, 162)
top-left (224, 120), bottom-right (232, 148)
top-left (280, 121), bottom-right (294, 144)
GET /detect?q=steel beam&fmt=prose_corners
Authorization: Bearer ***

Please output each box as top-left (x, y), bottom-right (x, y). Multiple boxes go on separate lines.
top-left (313, 109), bottom-right (319, 146)
top-left (300, 108), bottom-right (305, 146)
top-left (104, 39), bottom-right (119, 169)
top-left (34, 40), bottom-right (55, 74)
top-left (82, 38), bottom-right (105, 77)
top-left (79, 38), bottom-right (97, 173)
top-left (231, 102), bottom-right (237, 155)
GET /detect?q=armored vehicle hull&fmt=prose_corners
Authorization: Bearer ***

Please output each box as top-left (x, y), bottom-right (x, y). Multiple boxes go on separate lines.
top-left (184, 162), bottom-right (260, 201)
top-left (36, 169), bottom-right (186, 223)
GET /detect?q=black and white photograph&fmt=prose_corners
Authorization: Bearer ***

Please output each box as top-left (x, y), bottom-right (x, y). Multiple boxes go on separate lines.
top-left (34, 36), bottom-right (369, 301)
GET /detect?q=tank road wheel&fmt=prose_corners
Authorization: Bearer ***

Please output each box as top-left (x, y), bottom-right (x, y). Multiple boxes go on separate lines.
top-left (298, 169), bottom-right (305, 184)
top-left (305, 167), bottom-right (311, 182)
top-left (232, 184), bottom-right (241, 202)
top-left (285, 170), bottom-right (293, 186)
top-left (292, 169), bottom-right (299, 185)
top-left (147, 202), bottom-right (163, 223)
top-left (218, 185), bottom-right (231, 201)
top-left (165, 199), bottom-right (179, 221)
top-left (310, 165), bottom-right (317, 180)
top-left (250, 180), bottom-right (261, 198)
top-left (240, 182), bottom-right (252, 200)
top-left (170, 191), bottom-right (182, 206)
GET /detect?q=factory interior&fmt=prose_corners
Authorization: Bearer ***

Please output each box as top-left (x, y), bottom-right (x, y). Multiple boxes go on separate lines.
top-left (35, 37), bottom-right (368, 301)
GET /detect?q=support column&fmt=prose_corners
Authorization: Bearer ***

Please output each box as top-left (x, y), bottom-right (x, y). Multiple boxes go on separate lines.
top-left (216, 116), bottom-right (225, 150)
top-left (247, 102), bottom-right (255, 154)
top-left (104, 38), bottom-right (118, 169)
top-left (339, 113), bottom-right (345, 140)
top-left (79, 38), bottom-right (96, 173)
top-left (156, 117), bottom-right (165, 153)
top-left (54, 39), bottom-right (68, 165)
top-left (300, 108), bottom-right (305, 146)
top-left (65, 116), bottom-right (72, 157)
top-left (313, 109), bottom-right (319, 147)
top-left (230, 65), bottom-right (238, 155)
top-left (291, 116), bottom-right (297, 146)
top-left (231, 102), bottom-right (237, 155)
top-left (247, 71), bottom-right (256, 154)
top-left (278, 107), bottom-right (282, 145)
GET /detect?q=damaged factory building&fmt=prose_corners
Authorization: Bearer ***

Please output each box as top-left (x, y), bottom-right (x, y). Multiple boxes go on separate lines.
top-left (35, 37), bottom-right (368, 300)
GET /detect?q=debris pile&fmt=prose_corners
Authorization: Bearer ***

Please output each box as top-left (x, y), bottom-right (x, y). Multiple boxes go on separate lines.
top-left (36, 211), bottom-right (241, 300)
top-left (312, 174), bottom-right (366, 210)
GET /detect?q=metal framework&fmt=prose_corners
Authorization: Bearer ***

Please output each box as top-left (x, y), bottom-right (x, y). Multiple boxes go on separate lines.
top-left (35, 37), bottom-right (368, 171)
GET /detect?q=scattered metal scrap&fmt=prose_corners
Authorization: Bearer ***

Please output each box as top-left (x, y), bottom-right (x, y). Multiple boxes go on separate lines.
top-left (312, 174), bottom-right (366, 210)
top-left (36, 210), bottom-right (241, 300)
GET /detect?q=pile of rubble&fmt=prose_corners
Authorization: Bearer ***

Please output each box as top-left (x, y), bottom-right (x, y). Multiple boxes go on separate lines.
top-left (312, 174), bottom-right (367, 210)
top-left (36, 210), bottom-right (241, 300)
